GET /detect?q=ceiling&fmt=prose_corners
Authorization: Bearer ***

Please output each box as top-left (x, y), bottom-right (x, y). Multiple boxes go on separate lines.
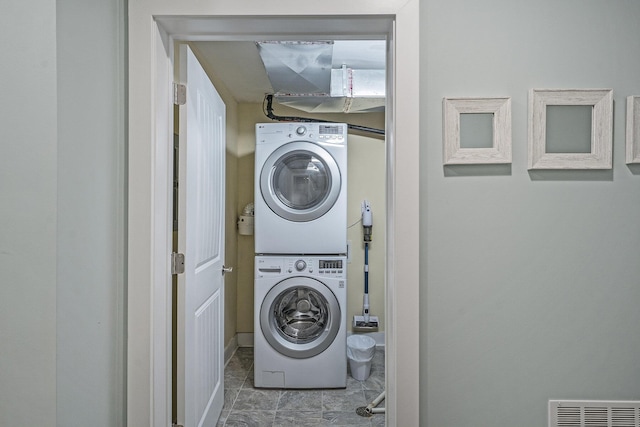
top-left (191, 40), bottom-right (387, 108)
top-left (192, 41), bottom-right (273, 104)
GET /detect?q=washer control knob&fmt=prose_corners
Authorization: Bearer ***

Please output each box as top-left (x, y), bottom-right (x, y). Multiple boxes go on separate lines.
top-left (295, 260), bottom-right (307, 271)
top-left (296, 126), bottom-right (306, 136)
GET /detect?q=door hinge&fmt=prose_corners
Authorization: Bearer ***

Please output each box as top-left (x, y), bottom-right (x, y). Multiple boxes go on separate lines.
top-left (171, 252), bottom-right (185, 274)
top-left (173, 82), bottom-right (186, 105)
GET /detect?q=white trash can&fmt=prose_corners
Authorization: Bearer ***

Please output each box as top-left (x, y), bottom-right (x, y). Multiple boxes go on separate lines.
top-left (347, 335), bottom-right (376, 381)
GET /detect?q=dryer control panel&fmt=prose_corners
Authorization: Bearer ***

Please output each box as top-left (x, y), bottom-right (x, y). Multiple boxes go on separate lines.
top-left (256, 122), bottom-right (347, 145)
top-left (317, 124), bottom-right (346, 143)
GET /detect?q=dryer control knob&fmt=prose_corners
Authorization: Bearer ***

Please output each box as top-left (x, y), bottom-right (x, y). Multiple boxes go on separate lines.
top-left (295, 260), bottom-right (306, 271)
top-left (296, 126), bottom-right (306, 136)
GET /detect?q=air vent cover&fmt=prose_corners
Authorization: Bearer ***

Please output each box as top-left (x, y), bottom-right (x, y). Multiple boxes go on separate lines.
top-left (549, 400), bottom-right (640, 427)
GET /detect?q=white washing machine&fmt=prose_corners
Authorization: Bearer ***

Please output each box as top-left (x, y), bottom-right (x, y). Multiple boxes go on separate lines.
top-left (254, 122), bottom-right (347, 255)
top-left (254, 255), bottom-right (347, 389)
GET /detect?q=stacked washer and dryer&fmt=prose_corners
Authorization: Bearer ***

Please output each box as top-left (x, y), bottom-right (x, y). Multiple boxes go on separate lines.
top-left (254, 122), bottom-right (348, 389)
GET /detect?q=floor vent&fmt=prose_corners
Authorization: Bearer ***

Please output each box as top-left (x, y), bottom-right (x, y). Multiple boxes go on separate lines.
top-left (549, 400), bottom-right (640, 427)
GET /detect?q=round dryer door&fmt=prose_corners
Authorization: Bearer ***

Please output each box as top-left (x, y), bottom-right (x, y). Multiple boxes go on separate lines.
top-left (260, 141), bottom-right (341, 222)
top-left (260, 277), bottom-right (341, 359)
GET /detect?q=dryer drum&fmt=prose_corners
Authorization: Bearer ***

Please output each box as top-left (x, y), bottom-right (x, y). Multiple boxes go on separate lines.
top-left (272, 152), bottom-right (331, 210)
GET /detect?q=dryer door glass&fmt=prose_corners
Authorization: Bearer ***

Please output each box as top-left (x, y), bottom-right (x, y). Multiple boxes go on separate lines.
top-left (261, 277), bottom-right (341, 359)
top-left (273, 152), bottom-right (329, 210)
top-left (261, 142), bottom-right (341, 222)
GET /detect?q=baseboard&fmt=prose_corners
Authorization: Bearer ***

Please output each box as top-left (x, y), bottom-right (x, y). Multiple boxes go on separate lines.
top-left (237, 332), bottom-right (254, 348)
top-left (223, 335), bottom-right (238, 365)
top-left (224, 333), bottom-right (253, 365)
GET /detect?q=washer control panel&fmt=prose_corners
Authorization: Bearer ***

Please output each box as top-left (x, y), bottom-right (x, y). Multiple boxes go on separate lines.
top-left (316, 259), bottom-right (345, 277)
top-left (287, 258), bottom-right (314, 274)
top-left (256, 257), bottom-right (346, 278)
top-left (290, 258), bottom-right (347, 277)
top-left (295, 260), bottom-right (307, 271)
top-left (317, 259), bottom-right (344, 277)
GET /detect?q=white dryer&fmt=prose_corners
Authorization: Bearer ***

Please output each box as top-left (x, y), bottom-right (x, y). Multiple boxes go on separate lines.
top-left (254, 255), bottom-right (347, 389)
top-left (254, 122), bottom-right (347, 255)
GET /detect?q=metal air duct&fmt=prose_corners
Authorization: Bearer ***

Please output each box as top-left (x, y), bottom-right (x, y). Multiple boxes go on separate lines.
top-left (256, 41), bottom-right (386, 113)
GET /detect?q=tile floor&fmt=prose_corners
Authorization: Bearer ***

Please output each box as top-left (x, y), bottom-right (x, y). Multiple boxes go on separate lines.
top-left (218, 347), bottom-right (385, 426)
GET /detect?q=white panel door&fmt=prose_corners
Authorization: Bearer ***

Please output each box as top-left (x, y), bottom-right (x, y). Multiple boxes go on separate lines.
top-left (176, 45), bottom-right (226, 427)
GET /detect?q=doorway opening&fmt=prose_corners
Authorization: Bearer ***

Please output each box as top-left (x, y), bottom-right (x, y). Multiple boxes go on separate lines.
top-left (137, 12), bottom-right (420, 426)
top-left (173, 35), bottom-right (387, 423)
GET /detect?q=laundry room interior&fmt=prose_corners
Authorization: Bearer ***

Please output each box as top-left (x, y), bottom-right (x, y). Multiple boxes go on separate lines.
top-left (233, 106), bottom-right (386, 346)
top-left (173, 39), bottom-right (389, 421)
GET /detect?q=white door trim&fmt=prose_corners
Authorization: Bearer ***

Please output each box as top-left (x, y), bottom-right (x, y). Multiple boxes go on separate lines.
top-left (127, 4), bottom-right (420, 427)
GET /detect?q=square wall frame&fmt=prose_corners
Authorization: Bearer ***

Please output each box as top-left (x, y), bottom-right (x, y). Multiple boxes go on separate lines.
top-left (528, 88), bottom-right (613, 170)
top-left (626, 96), bottom-right (640, 164)
top-left (442, 97), bottom-right (512, 165)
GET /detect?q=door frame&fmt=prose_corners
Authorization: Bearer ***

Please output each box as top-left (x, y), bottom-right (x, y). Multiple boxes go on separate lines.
top-left (127, 3), bottom-right (420, 427)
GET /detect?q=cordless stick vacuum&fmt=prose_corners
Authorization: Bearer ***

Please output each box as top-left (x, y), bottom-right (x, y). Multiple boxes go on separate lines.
top-left (353, 200), bottom-right (379, 331)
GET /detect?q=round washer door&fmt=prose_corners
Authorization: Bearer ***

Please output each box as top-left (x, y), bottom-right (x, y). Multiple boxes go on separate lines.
top-left (260, 141), bottom-right (341, 222)
top-left (260, 276), bottom-right (341, 359)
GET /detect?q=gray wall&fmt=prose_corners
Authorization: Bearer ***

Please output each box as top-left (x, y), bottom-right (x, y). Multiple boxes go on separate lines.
top-left (421, 1), bottom-right (640, 426)
top-left (4, 1), bottom-right (640, 426)
top-left (0, 0), bottom-right (57, 424)
top-left (0, 0), bottom-right (126, 425)
top-left (56, 0), bottom-right (126, 425)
